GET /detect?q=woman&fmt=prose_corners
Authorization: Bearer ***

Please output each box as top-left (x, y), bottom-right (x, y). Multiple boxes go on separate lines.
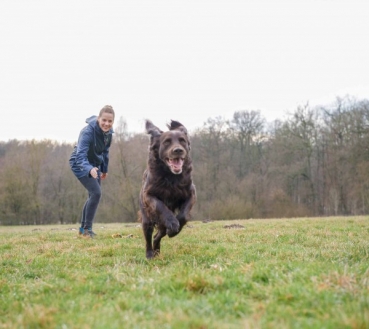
top-left (69, 105), bottom-right (115, 238)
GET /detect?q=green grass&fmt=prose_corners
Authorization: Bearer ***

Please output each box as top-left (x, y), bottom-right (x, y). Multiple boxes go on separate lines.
top-left (1, 217), bottom-right (368, 329)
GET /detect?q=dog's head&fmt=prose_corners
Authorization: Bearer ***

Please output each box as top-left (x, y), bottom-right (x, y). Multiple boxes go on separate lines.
top-left (145, 120), bottom-right (191, 175)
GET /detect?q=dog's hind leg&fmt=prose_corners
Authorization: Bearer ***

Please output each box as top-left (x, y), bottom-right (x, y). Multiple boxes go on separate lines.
top-left (153, 227), bottom-right (166, 255)
top-left (142, 221), bottom-right (155, 259)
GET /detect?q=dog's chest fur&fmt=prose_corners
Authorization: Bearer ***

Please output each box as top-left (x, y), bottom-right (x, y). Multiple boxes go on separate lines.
top-left (147, 168), bottom-right (192, 211)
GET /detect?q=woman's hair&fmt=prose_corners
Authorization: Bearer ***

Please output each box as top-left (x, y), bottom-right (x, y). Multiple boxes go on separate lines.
top-left (99, 105), bottom-right (115, 119)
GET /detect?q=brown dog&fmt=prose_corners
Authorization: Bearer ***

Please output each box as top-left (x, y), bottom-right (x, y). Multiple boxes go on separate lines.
top-left (139, 120), bottom-right (196, 259)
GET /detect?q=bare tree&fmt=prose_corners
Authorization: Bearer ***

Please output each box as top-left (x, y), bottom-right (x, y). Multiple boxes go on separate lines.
top-left (228, 110), bottom-right (265, 178)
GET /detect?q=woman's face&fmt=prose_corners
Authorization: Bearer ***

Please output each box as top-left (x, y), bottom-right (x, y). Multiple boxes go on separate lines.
top-left (98, 112), bottom-right (114, 132)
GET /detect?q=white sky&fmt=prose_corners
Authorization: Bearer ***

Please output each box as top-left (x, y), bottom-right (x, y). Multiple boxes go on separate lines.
top-left (0, 0), bottom-right (368, 143)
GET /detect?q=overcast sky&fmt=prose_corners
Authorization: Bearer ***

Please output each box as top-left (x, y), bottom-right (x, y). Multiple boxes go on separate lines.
top-left (0, 0), bottom-right (368, 143)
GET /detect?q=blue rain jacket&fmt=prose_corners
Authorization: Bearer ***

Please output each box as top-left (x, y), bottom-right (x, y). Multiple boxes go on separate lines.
top-left (69, 116), bottom-right (114, 178)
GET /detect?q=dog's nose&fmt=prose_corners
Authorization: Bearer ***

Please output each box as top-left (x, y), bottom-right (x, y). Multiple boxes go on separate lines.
top-left (173, 147), bottom-right (184, 154)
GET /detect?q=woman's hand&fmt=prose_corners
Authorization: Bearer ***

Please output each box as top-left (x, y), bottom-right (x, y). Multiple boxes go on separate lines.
top-left (90, 167), bottom-right (99, 179)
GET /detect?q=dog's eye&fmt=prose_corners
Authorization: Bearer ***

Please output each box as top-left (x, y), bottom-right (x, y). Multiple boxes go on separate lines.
top-left (179, 137), bottom-right (187, 144)
top-left (164, 139), bottom-right (171, 145)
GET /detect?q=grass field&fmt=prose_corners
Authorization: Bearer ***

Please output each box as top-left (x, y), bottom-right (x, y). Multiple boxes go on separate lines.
top-left (0, 216), bottom-right (368, 329)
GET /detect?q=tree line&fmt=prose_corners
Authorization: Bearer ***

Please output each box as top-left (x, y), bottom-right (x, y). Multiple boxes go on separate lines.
top-left (1, 96), bottom-right (369, 225)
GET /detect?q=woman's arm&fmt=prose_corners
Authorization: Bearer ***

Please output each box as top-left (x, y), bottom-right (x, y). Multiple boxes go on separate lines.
top-left (75, 127), bottom-right (94, 175)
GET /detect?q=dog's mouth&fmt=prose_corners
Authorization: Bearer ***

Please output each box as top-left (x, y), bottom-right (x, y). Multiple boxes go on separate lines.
top-left (166, 157), bottom-right (184, 174)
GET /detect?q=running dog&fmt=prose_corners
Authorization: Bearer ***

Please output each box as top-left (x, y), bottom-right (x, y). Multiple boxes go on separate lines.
top-left (139, 120), bottom-right (196, 259)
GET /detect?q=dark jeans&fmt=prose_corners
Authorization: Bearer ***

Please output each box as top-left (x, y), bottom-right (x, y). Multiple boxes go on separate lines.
top-left (78, 174), bottom-right (101, 230)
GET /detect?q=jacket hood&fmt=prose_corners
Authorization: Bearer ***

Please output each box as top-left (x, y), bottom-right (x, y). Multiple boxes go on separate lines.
top-left (86, 115), bottom-right (98, 126)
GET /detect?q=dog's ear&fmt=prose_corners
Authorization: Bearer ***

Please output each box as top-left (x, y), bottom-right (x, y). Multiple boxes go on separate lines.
top-left (167, 120), bottom-right (188, 134)
top-left (145, 120), bottom-right (163, 137)
top-left (145, 120), bottom-right (162, 151)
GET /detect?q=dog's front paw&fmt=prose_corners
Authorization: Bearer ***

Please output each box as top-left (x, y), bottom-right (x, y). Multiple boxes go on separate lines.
top-left (166, 218), bottom-right (180, 238)
top-left (176, 213), bottom-right (188, 225)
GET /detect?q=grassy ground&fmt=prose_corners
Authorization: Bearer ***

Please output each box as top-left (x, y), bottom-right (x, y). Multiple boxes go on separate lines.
top-left (0, 216), bottom-right (368, 329)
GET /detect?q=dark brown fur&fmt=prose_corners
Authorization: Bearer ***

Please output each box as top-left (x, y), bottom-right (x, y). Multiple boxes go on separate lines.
top-left (139, 120), bottom-right (196, 259)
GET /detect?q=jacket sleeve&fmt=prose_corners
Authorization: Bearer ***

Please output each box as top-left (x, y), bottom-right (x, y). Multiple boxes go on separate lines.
top-left (75, 127), bottom-right (94, 175)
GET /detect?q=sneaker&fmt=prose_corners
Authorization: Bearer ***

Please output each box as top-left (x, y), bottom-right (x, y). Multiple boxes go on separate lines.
top-left (82, 229), bottom-right (97, 239)
top-left (78, 227), bottom-right (84, 235)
